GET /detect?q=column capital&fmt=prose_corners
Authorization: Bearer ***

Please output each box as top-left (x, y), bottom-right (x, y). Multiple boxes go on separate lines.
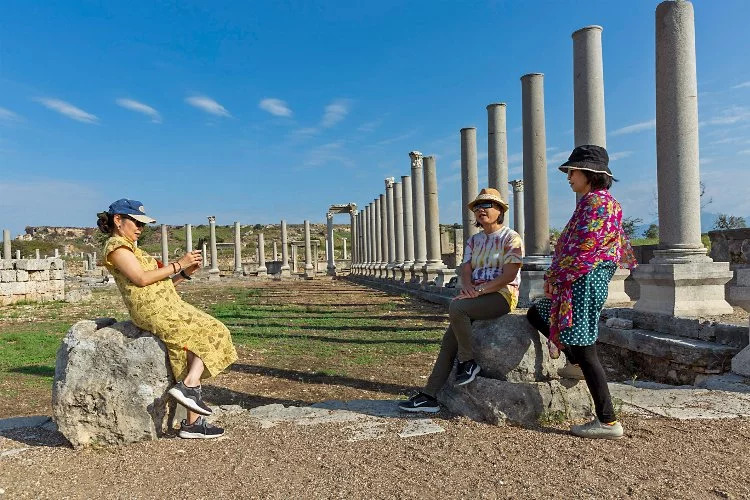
top-left (409, 151), bottom-right (423, 168)
top-left (207, 216), bottom-right (216, 223)
top-left (509, 179), bottom-right (524, 192)
top-left (326, 212), bottom-right (334, 221)
top-left (385, 177), bottom-right (395, 189)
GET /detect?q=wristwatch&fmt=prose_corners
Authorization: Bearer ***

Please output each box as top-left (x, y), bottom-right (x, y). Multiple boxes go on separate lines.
top-left (180, 270), bottom-right (192, 280)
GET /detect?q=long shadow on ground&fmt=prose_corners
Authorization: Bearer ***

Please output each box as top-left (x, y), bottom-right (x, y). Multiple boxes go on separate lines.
top-left (229, 363), bottom-right (415, 396)
top-left (225, 322), bottom-right (440, 333)
top-left (229, 330), bottom-right (441, 345)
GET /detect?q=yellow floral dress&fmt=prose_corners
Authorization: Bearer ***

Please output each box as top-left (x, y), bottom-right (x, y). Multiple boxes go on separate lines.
top-left (104, 236), bottom-right (237, 380)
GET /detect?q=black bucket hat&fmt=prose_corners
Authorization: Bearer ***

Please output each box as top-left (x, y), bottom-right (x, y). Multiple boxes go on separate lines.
top-left (558, 145), bottom-right (613, 177)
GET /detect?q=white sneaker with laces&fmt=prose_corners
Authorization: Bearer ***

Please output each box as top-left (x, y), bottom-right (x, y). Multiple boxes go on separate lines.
top-left (571, 418), bottom-right (624, 440)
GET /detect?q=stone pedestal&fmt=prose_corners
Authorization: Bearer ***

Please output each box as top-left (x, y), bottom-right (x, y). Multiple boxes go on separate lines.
top-left (436, 313), bottom-right (591, 426)
top-left (633, 261), bottom-right (734, 316)
top-left (605, 268), bottom-right (632, 305)
top-left (518, 256), bottom-right (552, 307)
top-left (729, 267), bottom-right (750, 312)
top-left (731, 318), bottom-right (750, 377)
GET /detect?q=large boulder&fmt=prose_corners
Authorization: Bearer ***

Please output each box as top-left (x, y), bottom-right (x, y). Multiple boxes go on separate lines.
top-left (52, 319), bottom-right (175, 448)
top-left (437, 312), bottom-right (593, 426)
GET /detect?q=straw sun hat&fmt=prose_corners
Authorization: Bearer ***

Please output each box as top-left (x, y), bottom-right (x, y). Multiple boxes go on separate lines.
top-left (467, 188), bottom-right (509, 212)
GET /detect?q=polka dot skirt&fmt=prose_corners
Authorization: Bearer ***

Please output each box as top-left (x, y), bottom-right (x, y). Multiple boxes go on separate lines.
top-left (534, 261), bottom-right (617, 346)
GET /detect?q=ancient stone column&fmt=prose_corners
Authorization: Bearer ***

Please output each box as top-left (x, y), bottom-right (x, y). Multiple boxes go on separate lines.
top-left (326, 212), bottom-right (336, 276)
top-left (36, 249), bottom-right (41, 260)
top-left (460, 128), bottom-right (480, 244)
top-left (410, 151), bottom-right (427, 281)
top-left (202, 242), bottom-right (207, 268)
top-left (257, 232), bottom-right (267, 277)
top-left (360, 208), bottom-right (367, 274)
top-left (233, 222), bottom-right (243, 276)
top-left (401, 175), bottom-right (415, 281)
top-left (3, 229), bottom-right (11, 260)
top-left (453, 226), bottom-right (464, 264)
top-left (374, 198), bottom-right (382, 276)
top-left (273, 241), bottom-right (278, 261)
top-left (185, 224), bottom-right (193, 252)
top-left (385, 178), bottom-right (396, 279)
top-left (423, 156), bottom-right (450, 285)
top-left (15, 250), bottom-right (20, 260)
top-left (633, 0), bottom-right (733, 316)
top-left (509, 180), bottom-right (525, 240)
top-left (573, 26), bottom-right (606, 148)
top-left (304, 220), bottom-right (314, 279)
top-left (519, 73), bottom-right (551, 304)
top-left (208, 216), bottom-right (220, 280)
top-left (368, 202), bottom-right (376, 276)
top-left (343, 238), bottom-right (347, 260)
top-left (379, 193), bottom-right (388, 279)
top-left (291, 245), bottom-right (298, 273)
top-left (393, 181), bottom-right (405, 280)
top-left (54, 248), bottom-right (59, 258)
top-left (280, 220), bottom-right (291, 277)
top-left (159, 224), bottom-right (169, 265)
top-left (487, 103), bottom-right (509, 203)
top-left (349, 209), bottom-right (357, 266)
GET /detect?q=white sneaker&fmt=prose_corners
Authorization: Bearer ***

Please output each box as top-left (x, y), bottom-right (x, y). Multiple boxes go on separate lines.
top-left (571, 418), bottom-right (624, 440)
top-left (558, 362), bottom-right (585, 380)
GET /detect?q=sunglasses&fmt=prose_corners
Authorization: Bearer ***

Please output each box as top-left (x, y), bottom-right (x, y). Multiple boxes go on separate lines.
top-left (124, 215), bottom-right (146, 228)
top-left (472, 202), bottom-right (496, 211)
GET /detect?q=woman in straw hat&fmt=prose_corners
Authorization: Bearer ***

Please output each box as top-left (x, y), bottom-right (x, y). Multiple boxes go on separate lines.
top-left (399, 188), bottom-right (524, 413)
top-left (97, 199), bottom-right (238, 439)
top-left (526, 145), bottom-right (636, 439)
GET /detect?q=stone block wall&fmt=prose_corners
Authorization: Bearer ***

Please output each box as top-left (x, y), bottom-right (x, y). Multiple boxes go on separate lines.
top-left (708, 228), bottom-right (750, 265)
top-left (0, 258), bottom-right (65, 305)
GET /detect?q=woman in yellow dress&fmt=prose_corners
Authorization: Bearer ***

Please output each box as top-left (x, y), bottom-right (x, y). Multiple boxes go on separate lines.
top-left (97, 199), bottom-right (237, 439)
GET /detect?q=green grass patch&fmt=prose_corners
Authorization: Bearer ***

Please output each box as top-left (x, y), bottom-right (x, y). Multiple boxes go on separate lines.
top-left (0, 321), bottom-right (70, 384)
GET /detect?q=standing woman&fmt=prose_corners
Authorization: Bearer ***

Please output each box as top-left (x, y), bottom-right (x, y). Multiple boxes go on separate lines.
top-left (97, 199), bottom-right (238, 439)
top-left (526, 146), bottom-right (636, 439)
top-left (399, 188), bottom-right (523, 412)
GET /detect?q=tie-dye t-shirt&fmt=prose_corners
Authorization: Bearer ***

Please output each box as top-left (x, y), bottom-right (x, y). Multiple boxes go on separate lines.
top-left (462, 226), bottom-right (524, 309)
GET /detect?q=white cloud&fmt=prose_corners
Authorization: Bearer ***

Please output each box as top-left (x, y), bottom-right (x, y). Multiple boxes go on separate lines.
top-left (732, 81), bottom-right (750, 89)
top-left (34, 98), bottom-right (98, 124)
top-left (259, 98), bottom-right (292, 117)
top-left (375, 130), bottom-right (417, 146)
top-left (185, 96), bottom-right (231, 117)
top-left (609, 151), bottom-right (633, 161)
top-left (303, 141), bottom-right (347, 167)
top-left (547, 151), bottom-right (570, 164)
top-left (116, 98), bottom-right (162, 123)
top-left (703, 106), bottom-right (750, 126)
top-left (0, 107), bottom-right (21, 122)
top-left (321, 99), bottom-right (350, 127)
top-left (293, 127), bottom-right (319, 136)
top-left (738, 149), bottom-right (750, 155)
top-left (610, 119), bottom-right (656, 136)
top-left (357, 119), bottom-right (382, 132)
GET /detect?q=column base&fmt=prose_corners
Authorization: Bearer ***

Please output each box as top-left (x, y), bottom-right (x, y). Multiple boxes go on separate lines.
top-left (327, 265), bottom-right (337, 277)
top-left (605, 268), bottom-right (632, 305)
top-left (279, 266), bottom-right (291, 278)
top-left (435, 267), bottom-right (456, 287)
top-left (518, 270), bottom-right (546, 307)
top-left (410, 262), bottom-right (426, 283)
top-left (633, 261), bottom-right (734, 316)
top-left (208, 270), bottom-right (221, 282)
top-left (377, 264), bottom-right (387, 279)
top-left (304, 265), bottom-right (315, 280)
top-left (400, 261), bottom-right (413, 282)
top-left (385, 264), bottom-right (396, 280)
top-left (257, 267), bottom-right (267, 278)
top-left (421, 262), bottom-right (447, 285)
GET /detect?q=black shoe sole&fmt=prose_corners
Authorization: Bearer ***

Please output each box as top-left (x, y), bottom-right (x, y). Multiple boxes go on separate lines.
top-left (168, 387), bottom-right (212, 416)
top-left (397, 404), bottom-right (440, 413)
top-left (455, 366), bottom-right (481, 386)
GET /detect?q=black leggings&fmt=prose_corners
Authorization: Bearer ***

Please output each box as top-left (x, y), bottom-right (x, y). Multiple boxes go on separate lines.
top-left (527, 305), bottom-right (616, 423)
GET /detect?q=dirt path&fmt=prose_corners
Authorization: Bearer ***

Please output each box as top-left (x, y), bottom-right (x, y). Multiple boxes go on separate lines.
top-left (1, 278), bottom-right (749, 499)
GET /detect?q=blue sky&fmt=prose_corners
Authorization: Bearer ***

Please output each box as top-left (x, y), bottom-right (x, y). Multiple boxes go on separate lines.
top-left (1, 0), bottom-right (749, 238)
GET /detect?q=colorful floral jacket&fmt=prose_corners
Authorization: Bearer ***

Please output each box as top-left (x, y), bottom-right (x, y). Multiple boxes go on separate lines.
top-left (545, 189), bottom-right (637, 347)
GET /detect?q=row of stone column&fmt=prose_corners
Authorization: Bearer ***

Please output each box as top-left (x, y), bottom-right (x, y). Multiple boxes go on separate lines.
top-left (349, 152), bottom-right (455, 285)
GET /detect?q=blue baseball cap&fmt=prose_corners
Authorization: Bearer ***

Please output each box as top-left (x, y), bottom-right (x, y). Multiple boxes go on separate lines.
top-left (107, 199), bottom-right (157, 224)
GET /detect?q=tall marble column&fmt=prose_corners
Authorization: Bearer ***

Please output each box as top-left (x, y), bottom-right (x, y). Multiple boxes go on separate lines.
top-left (385, 178), bottom-right (396, 279)
top-left (410, 151), bottom-right (427, 282)
top-left (273, 241), bottom-right (278, 261)
top-left (208, 216), bottom-right (220, 280)
top-left (633, 0), bottom-right (733, 316)
top-left (374, 199), bottom-right (382, 276)
top-left (304, 220), bottom-right (314, 279)
top-left (291, 245), bottom-right (298, 273)
top-left (202, 242), bottom-right (207, 268)
top-left (280, 220), bottom-right (291, 277)
top-left (326, 212), bottom-right (336, 276)
top-left (460, 128), bottom-right (480, 244)
top-left (509, 180), bottom-right (525, 240)
top-left (257, 232), bottom-right (267, 277)
top-left (401, 175), bottom-right (415, 281)
top-left (573, 25), bottom-right (606, 148)
top-left (161, 224), bottom-right (169, 265)
top-left (233, 222), bottom-right (243, 276)
top-left (349, 209), bottom-right (357, 266)
top-left (185, 224), bottom-right (193, 252)
top-left (343, 238), bottom-right (347, 260)
top-left (379, 193), bottom-right (388, 278)
top-left (423, 155), bottom-right (451, 285)
top-left (487, 103), bottom-right (509, 203)
top-left (393, 181), bottom-right (405, 281)
top-left (369, 202), bottom-right (377, 276)
top-left (3, 229), bottom-right (11, 260)
top-left (361, 207), bottom-right (368, 274)
top-left (519, 73), bottom-right (551, 304)
top-left (453, 226), bottom-right (464, 264)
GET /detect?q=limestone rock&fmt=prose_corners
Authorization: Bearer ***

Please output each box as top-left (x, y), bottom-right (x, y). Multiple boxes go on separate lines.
top-left (52, 319), bottom-right (174, 448)
top-left (437, 312), bottom-right (591, 426)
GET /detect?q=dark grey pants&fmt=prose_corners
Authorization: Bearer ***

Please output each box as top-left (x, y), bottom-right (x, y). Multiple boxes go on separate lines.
top-left (423, 293), bottom-right (511, 397)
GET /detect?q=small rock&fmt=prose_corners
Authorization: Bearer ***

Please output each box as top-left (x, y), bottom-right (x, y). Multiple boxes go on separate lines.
top-left (606, 317), bottom-right (634, 329)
